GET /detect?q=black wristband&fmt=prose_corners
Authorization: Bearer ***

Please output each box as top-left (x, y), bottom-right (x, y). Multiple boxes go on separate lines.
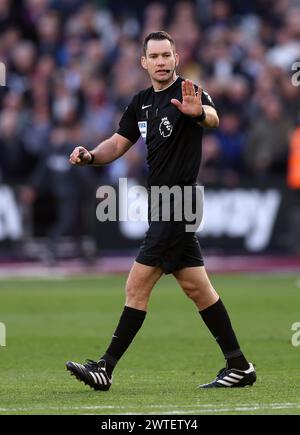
top-left (87, 151), bottom-right (95, 165)
top-left (192, 108), bottom-right (206, 123)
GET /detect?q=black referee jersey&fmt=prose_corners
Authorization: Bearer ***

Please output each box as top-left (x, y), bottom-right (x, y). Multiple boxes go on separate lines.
top-left (117, 76), bottom-right (215, 188)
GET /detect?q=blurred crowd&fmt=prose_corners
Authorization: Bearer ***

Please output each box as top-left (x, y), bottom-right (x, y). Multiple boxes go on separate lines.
top-left (0, 0), bottom-right (300, 245)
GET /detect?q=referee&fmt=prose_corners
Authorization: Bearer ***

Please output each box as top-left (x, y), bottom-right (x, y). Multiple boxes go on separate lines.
top-left (67, 31), bottom-right (256, 389)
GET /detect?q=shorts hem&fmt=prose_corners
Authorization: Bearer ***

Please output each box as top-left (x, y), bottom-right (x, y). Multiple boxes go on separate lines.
top-left (135, 256), bottom-right (204, 274)
top-left (135, 257), bottom-right (161, 268)
top-left (165, 261), bottom-right (204, 274)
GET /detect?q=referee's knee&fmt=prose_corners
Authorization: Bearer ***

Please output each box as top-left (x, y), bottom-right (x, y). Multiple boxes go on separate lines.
top-left (182, 284), bottom-right (202, 303)
top-left (181, 281), bottom-right (214, 303)
top-left (125, 282), bottom-right (151, 310)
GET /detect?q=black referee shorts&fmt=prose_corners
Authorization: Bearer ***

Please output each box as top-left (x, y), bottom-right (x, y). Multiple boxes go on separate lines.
top-left (135, 187), bottom-right (204, 274)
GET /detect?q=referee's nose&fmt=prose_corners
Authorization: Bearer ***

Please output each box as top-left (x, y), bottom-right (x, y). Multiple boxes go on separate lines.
top-left (156, 56), bottom-right (166, 67)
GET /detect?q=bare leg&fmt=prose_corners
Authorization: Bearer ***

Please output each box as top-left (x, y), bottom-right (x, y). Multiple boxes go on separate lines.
top-left (173, 266), bottom-right (219, 311)
top-left (125, 261), bottom-right (163, 310)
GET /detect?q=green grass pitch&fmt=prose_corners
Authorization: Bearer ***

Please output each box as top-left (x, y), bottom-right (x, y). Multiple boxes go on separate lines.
top-left (0, 273), bottom-right (300, 415)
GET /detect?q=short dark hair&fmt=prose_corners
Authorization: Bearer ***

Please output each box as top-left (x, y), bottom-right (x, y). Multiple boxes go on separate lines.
top-left (143, 31), bottom-right (175, 55)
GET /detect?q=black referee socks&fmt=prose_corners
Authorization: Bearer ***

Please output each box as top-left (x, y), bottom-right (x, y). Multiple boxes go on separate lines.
top-left (101, 306), bottom-right (146, 377)
top-left (199, 299), bottom-right (249, 370)
top-left (101, 300), bottom-right (249, 378)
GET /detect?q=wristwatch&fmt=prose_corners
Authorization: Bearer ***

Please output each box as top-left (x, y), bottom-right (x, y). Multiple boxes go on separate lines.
top-left (87, 151), bottom-right (95, 165)
top-left (192, 108), bottom-right (206, 123)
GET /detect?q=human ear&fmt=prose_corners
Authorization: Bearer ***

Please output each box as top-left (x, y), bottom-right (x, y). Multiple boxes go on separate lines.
top-left (141, 56), bottom-right (148, 70)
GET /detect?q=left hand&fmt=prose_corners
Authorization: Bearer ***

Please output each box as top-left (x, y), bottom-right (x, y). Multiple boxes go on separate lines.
top-left (171, 79), bottom-right (203, 117)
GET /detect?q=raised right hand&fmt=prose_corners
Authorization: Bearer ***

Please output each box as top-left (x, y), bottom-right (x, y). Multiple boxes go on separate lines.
top-left (69, 146), bottom-right (93, 165)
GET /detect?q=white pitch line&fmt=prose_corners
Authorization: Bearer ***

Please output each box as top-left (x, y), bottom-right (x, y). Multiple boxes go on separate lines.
top-left (161, 404), bottom-right (300, 414)
top-left (1, 403), bottom-right (300, 414)
top-left (82, 403), bottom-right (300, 415)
